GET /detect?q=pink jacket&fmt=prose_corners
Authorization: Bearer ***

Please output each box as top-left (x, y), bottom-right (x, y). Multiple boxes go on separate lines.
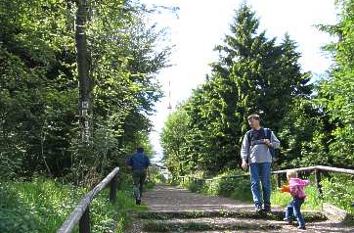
top-left (289, 178), bottom-right (310, 199)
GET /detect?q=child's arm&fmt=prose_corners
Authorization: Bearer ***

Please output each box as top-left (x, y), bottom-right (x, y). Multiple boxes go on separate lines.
top-left (278, 185), bottom-right (290, 193)
top-left (301, 179), bottom-right (310, 186)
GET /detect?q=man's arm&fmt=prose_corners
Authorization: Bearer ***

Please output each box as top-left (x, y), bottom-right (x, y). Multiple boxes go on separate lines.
top-left (270, 132), bottom-right (280, 149)
top-left (240, 132), bottom-right (250, 169)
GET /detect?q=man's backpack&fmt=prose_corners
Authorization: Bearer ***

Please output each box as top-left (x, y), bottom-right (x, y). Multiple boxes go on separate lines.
top-left (247, 128), bottom-right (278, 159)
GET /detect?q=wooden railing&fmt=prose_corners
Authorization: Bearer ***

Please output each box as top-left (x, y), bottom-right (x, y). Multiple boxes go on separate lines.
top-left (179, 165), bottom-right (354, 196)
top-left (57, 167), bottom-right (120, 233)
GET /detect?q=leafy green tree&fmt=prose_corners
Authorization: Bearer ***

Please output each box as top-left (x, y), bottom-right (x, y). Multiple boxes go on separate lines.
top-left (0, 0), bottom-right (77, 177)
top-left (315, 0), bottom-right (354, 167)
top-left (161, 108), bottom-right (192, 178)
top-left (0, 0), bottom-right (171, 181)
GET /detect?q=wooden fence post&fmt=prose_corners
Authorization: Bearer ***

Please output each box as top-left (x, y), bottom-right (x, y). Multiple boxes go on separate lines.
top-left (79, 206), bottom-right (90, 233)
top-left (276, 174), bottom-right (282, 188)
top-left (109, 173), bottom-right (118, 203)
top-left (314, 169), bottom-right (323, 196)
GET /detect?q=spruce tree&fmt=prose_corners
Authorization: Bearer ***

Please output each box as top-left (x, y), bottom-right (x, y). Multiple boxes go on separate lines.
top-left (161, 4), bottom-right (314, 174)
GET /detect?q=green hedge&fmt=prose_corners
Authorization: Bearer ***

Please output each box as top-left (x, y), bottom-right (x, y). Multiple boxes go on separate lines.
top-left (179, 170), bottom-right (253, 202)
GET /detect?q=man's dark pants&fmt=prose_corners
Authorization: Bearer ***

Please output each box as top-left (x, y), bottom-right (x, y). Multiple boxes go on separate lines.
top-left (133, 169), bottom-right (147, 200)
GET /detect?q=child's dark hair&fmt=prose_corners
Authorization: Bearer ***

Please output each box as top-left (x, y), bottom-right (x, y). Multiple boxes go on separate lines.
top-left (137, 147), bottom-right (144, 153)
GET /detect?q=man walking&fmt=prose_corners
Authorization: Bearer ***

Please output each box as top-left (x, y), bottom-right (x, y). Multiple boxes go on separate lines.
top-left (241, 114), bottom-right (280, 213)
top-left (127, 147), bottom-right (151, 205)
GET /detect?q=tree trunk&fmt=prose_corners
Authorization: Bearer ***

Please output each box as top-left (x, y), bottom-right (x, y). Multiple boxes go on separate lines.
top-left (75, 0), bottom-right (91, 143)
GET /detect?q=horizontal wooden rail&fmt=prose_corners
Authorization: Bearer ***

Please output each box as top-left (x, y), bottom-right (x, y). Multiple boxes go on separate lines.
top-left (271, 166), bottom-right (317, 174)
top-left (178, 165), bottom-right (354, 197)
top-left (271, 165), bottom-right (354, 175)
top-left (314, 165), bottom-right (354, 175)
top-left (57, 167), bottom-right (120, 233)
top-left (179, 165), bottom-right (354, 180)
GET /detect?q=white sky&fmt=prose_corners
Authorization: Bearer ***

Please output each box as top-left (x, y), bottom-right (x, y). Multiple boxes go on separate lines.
top-left (141, 0), bottom-right (338, 162)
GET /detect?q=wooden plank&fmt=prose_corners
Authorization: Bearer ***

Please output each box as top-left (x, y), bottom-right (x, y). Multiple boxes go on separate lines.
top-left (314, 169), bottom-right (323, 195)
top-left (79, 206), bottom-right (90, 233)
top-left (178, 165), bottom-right (354, 182)
top-left (109, 173), bottom-right (118, 203)
top-left (315, 165), bottom-right (354, 175)
top-left (57, 167), bottom-right (120, 233)
top-left (271, 165), bottom-right (354, 175)
top-left (271, 166), bottom-right (317, 174)
top-left (276, 174), bottom-right (282, 188)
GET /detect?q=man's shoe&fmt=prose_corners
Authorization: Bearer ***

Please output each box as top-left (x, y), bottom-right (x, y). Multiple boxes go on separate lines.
top-left (263, 205), bottom-right (271, 213)
top-left (298, 226), bottom-right (306, 230)
top-left (283, 218), bottom-right (292, 224)
top-left (136, 199), bottom-right (141, 205)
top-left (255, 207), bottom-right (263, 214)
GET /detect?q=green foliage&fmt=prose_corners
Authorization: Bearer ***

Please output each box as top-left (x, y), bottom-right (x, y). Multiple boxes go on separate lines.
top-left (0, 0), bottom-right (170, 180)
top-left (314, 0), bottom-right (354, 167)
top-left (161, 108), bottom-right (193, 178)
top-left (148, 165), bottom-right (168, 184)
top-left (178, 170), bottom-right (253, 202)
top-left (0, 178), bottom-right (144, 233)
top-left (321, 174), bottom-right (354, 215)
top-left (275, 98), bottom-right (329, 169)
top-left (0, 1), bottom-right (169, 229)
top-left (203, 170), bottom-right (252, 202)
top-left (0, 178), bottom-right (80, 232)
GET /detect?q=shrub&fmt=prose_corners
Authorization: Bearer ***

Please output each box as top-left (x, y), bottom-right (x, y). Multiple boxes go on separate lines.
top-left (321, 174), bottom-right (354, 215)
top-left (179, 170), bottom-right (253, 202)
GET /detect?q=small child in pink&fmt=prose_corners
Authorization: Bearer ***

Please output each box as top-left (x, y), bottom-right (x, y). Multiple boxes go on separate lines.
top-left (282, 170), bottom-right (310, 230)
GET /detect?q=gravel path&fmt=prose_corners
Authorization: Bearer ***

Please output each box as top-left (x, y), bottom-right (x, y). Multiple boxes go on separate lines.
top-left (143, 184), bottom-right (255, 212)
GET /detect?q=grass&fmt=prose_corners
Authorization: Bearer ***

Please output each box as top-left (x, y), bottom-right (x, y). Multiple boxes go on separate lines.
top-left (0, 176), bottom-right (147, 233)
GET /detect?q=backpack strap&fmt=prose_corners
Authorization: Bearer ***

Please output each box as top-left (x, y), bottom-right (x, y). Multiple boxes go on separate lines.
top-left (264, 128), bottom-right (277, 158)
top-left (264, 128), bottom-right (272, 140)
top-left (246, 129), bottom-right (253, 146)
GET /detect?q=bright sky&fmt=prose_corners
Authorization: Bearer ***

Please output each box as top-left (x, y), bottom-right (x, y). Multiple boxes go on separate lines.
top-left (141, 0), bottom-right (338, 162)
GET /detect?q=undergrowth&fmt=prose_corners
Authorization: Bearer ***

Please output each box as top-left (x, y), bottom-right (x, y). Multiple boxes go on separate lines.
top-left (0, 175), bottom-right (146, 233)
